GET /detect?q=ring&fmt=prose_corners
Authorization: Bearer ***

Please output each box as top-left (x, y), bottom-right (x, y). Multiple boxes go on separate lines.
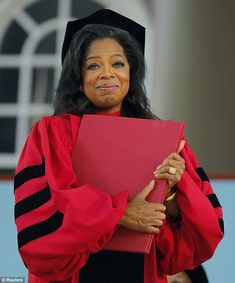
top-left (168, 167), bottom-right (176, 175)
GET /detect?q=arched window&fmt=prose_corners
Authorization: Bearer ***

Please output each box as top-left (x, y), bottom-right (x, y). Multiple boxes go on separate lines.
top-left (0, 0), bottom-right (103, 173)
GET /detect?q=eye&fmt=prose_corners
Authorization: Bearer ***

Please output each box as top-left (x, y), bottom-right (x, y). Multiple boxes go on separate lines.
top-left (87, 63), bottom-right (99, 70)
top-left (113, 61), bottom-right (125, 68)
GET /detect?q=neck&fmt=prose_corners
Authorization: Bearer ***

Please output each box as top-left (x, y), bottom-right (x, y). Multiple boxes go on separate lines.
top-left (96, 110), bottom-right (121, 117)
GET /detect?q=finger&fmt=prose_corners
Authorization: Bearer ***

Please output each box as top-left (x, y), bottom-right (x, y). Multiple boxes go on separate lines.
top-left (154, 160), bottom-right (185, 175)
top-left (155, 204), bottom-right (167, 213)
top-left (164, 152), bottom-right (185, 163)
top-left (152, 219), bottom-right (164, 227)
top-left (137, 180), bottom-right (155, 200)
top-left (157, 154), bottom-right (185, 169)
top-left (177, 140), bottom-right (186, 153)
top-left (143, 224), bottom-right (163, 234)
top-left (146, 226), bottom-right (160, 234)
top-left (156, 163), bottom-right (185, 176)
top-left (147, 218), bottom-right (165, 227)
top-left (154, 165), bottom-right (183, 180)
top-left (144, 211), bottom-right (166, 222)
top-left (144, 220), bottom-right (164, 230)
top-left (148, 225), bottom-right (164, 234)
top-left (146, 202), bottom-right (166, 212)
top-left (155, 172), bottom-right (182, 184)
top-left (167, 158), bottom-right (185, 169)
top-left (154, 154), bottom-right (184, 173)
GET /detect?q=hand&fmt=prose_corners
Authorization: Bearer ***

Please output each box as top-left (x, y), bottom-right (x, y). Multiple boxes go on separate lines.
top-left (119, 180), bottom-right (166, 234)
top-left (153, 140), bottom-right (186, 191)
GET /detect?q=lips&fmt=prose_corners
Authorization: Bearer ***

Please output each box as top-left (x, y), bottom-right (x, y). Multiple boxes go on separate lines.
top-left (96, 83), bottom-right (119, 91)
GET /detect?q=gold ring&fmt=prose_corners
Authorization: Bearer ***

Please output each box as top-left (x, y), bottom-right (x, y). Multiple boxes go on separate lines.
top-left (168, 167), bottom-right (176, 175)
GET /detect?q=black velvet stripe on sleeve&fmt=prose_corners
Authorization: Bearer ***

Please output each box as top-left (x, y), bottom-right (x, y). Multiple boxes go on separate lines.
top-left (207, 194), bottom-right (222, 208)
top-left (195, 167), bottom-right (210, 182)
top-left (14, 185), bottom-right (51, 219)
top-left (17, 211), bottom-right (63, 249)
top-left (218, 218), bottom-right (224, 233)
top-left (14, 156), bottom-right (45, 192)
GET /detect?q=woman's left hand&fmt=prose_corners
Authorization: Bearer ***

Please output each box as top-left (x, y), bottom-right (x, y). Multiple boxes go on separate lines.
top-left (153, 140), bottom-right (186, 190)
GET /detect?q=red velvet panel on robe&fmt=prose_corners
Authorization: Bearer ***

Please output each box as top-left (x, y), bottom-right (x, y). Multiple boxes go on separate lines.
top-left (14, 114), bottom-right (224, 283)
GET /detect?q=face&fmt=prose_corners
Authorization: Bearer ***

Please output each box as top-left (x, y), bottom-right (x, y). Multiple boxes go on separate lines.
top-left (82, 38), bottom-right (130, 113)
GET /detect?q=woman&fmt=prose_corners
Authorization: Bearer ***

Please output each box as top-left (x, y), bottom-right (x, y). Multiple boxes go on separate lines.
top-left (14, 9), bottom-right (224, 283)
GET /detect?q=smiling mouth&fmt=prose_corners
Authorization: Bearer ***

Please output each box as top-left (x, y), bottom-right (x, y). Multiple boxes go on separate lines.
top-left (97, 83), bottom-right (119, 91)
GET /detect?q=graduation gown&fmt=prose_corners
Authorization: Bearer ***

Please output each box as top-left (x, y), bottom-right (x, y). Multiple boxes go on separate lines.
top-left (14, 113), bottom-right (224, 283)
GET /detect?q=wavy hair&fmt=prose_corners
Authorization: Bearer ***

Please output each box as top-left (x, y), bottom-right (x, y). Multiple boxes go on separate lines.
top-left (53, 24), bottom-right (156, 119)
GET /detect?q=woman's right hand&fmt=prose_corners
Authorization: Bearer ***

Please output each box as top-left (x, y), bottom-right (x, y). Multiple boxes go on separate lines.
top-left (118, 180), bottom-right (166, 234)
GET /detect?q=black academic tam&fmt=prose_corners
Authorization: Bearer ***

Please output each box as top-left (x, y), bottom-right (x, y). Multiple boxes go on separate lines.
top-left (61, 9), bottom-right (145, 64)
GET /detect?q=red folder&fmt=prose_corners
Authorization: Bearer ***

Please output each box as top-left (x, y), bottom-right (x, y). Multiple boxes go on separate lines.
top-left (72, 115), bottom-right (185, 253)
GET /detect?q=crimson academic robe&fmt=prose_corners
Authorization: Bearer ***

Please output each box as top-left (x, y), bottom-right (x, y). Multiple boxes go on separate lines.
top-left (14, 113), bottom-right (224, 283)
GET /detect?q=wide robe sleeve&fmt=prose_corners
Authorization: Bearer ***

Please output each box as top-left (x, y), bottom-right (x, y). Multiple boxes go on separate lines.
top-left (14, 115), bottom-right (128, 281)
top-left (155, 140), bottom-right (224, 275)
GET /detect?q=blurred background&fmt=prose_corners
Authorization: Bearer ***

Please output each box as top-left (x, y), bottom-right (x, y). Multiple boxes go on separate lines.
top-left (0, 0), bottom-right (234, 282)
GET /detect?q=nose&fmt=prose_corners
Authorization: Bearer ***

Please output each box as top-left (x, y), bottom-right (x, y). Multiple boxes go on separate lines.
top-left (99, 66), bottom-right (115, 79)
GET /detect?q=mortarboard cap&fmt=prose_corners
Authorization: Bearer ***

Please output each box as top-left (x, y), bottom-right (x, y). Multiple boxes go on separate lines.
top-left (61, 9), bottom-right (145, 64)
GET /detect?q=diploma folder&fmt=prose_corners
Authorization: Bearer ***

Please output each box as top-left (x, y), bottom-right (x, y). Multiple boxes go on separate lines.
top-left (72, 115), bottom-right (185, 253)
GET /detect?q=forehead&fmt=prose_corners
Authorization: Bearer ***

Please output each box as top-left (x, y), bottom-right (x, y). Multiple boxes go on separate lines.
top-left (85, 38), bottom-right (126, 56)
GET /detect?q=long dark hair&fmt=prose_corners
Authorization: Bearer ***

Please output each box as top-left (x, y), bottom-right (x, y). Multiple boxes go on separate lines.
top-left (53, 24), bottom-right (156, 119)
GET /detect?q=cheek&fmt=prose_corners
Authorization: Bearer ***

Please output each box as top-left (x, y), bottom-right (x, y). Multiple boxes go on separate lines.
top-left (119, 69), bottom-right (130, 85)
top-left (83, 73), bottom-right (92, 87)
top-left (83, 73), bottom-right (96, 93)
top-left (123, 82), bottom-right (130, 95)
top-left (122, 74), bottom-right (130, 92)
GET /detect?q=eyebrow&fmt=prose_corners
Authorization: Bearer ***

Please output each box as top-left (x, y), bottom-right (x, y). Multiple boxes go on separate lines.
top-left (86, 54), bottom-right (124, 61)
